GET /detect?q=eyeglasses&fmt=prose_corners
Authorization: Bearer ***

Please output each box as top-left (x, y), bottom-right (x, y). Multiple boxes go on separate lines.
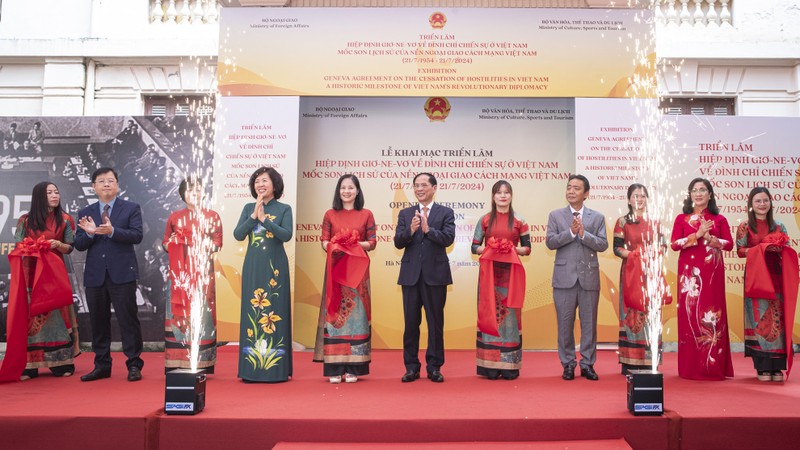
top-left (94, 179), bottom-right (117, 185)
top-left (413, 184), bottom-right (432, 189)
top-left (690, 188), bottom-right (708, 194)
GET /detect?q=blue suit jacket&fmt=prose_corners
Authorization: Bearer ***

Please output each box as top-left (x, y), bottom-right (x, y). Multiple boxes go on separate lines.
top-left (393, 203), bottom-right (455, 286)
top-left (73, 197), bottom-right (144, 288)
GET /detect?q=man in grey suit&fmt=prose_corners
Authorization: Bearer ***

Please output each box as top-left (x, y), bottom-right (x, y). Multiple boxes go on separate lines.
top-left (545, 174), bottom-right (608, 381)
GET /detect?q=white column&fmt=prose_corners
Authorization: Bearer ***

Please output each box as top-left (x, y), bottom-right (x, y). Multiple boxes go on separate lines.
top-left (793, 64), bottom-right (800, 116)
top-left (151, 0), bottom-right (165, 24)
top-left (665, 0), bottom-right (679, 28)
top-left (654, 1), bottom-right (665, 26)
top-left (705, 0), bottom-right (719, 28)
top-left (179, 0), bottom-right (191, 24)
top-left (718, 0), bottom-right (731, 28)
top-left (83, 59), bottom-right (96, 115)
top-left (204, 0), bottom-right (218, 24)
top-left (41, 58), bottom-right (86, 116)
top-left (192, 0), bottom-right (205, 24)
top-left (679, 0), bottom-right (692, 27)
top-left (165, 0), bottom-right (178, 24)
top-left (692, 0), bottom-right (705, 28)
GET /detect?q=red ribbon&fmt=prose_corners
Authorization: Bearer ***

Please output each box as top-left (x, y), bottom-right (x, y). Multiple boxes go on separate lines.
top-left (744, 233), bottom-right (798, 379)
top-left (168, 228), bottom-right (193, 329)
top-left (0, 236), bottom-right (73, 382)
top-left (477, 237), bottom-right (526, 337)
top-left (324, 229), bottom-right (369, 324)
top-left (623, 248), bottom-right (673, 312)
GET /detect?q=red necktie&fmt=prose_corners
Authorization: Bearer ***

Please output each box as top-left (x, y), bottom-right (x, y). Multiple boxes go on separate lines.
top-left (102, 204), bottom-right (110, 223)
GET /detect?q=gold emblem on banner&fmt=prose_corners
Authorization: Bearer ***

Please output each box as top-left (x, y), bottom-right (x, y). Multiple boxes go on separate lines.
top-left (429, 12), bottom-right (447, 29)
top-left (424, 97), bottom-right (451, 122)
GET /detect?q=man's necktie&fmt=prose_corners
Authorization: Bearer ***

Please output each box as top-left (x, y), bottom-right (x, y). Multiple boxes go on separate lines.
top-left (573, 211), bottom-right (580, 220)
top-left (102, 204), bottom-right (110, 223)
top-left (422, 206), bottom-right (429, 219)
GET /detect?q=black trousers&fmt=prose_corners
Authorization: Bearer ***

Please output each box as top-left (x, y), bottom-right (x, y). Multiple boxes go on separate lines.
top-left (85, 275), bottom-right (143, 371)
top-left (402, 283), bottom-right (446, 373)
top-left (752, 355), bottom-right (787, 372)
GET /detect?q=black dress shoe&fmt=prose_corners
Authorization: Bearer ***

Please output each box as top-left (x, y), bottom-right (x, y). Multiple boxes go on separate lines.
top-left (580, 365), bottom-right (599, 381)
top-left (401, 371), bottom-right (420, 383)
top-left (127, 367), bottom-right (143, 382)
top-left (562, 366), bottom-right (575, 380)
top-left (80, 368), bottom-right (111, 382)
top-left (427, 370), bottom-right (444, 383)
top-left (501, 371), bottom-right (519, 381)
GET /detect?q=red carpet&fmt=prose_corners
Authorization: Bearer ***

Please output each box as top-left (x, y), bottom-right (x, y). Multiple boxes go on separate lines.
top-left (1, 347), bottom-right (799, 450)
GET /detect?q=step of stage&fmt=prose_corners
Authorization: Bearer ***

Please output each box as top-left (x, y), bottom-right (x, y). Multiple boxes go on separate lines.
top-left (273, 439), bottom-right (632, 449)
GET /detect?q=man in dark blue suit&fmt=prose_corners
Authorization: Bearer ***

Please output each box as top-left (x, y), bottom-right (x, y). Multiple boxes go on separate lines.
top-left (394, 173), bottom-right (455, 383)
top-left (74, 167), bottom-right (145, 382)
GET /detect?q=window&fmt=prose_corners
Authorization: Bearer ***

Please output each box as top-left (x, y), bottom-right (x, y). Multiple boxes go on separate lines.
top-left (144, 95), bottom-right (215, 118)
top-left (660, 97), bottom-right (735, 116)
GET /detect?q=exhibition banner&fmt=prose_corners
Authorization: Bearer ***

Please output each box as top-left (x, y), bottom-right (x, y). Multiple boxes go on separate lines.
top-left (218, 8), bottom-right (654, 98)
top-left (575, 98), bottom-right (800, 343)
top-left (293, 97), bottom-right (575, 349)
top-left (212, 96), bottom-right (300, 340)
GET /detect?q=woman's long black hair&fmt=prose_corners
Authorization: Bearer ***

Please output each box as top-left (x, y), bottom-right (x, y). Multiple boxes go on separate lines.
top-left (624, 183), bottom-right (648, 224)
top-left (27, 181), bottom-right (64, 232)
top-left (488, 180), bottom-right (515, 231)
top-left (332, 174), bottom-right (364, 211)
top-left (681, 177), bottom-right (719, 215)
top-left (746, 186), bottom-right (777, 233)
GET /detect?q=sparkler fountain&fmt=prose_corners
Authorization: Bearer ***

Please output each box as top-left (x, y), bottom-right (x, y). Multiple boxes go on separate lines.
top-left (165, 67), bottom-right (218, 415)
top-left (623, 1), bottom-right (684, 416)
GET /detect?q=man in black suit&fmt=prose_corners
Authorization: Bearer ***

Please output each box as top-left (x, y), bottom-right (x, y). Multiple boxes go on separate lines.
top-left (393, 172), bottom-right (455, 383)
top-left (7, 123), bottom-right (20, 146)
top-left (74, 167), bottom-right (145, 382)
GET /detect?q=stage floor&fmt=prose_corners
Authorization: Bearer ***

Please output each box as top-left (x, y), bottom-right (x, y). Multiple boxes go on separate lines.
top-left (1, 346), bottom-right (799, 450)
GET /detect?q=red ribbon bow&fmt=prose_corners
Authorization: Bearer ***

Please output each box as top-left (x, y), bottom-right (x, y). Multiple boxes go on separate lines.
top-left (17, 236), bottom-right (51, 254)
top-left (477, 237), bottom-right (526, 337)
top-left (761, 231), bottom-right (789, 247)
top-left (325, 229), bottom-right (370, 324)
top-left (172, 227), bottom-right (193, 245)
top-left (487, 236), bottom-right (515, 254)
top-left (330, 228), bottom-right (360, 246)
